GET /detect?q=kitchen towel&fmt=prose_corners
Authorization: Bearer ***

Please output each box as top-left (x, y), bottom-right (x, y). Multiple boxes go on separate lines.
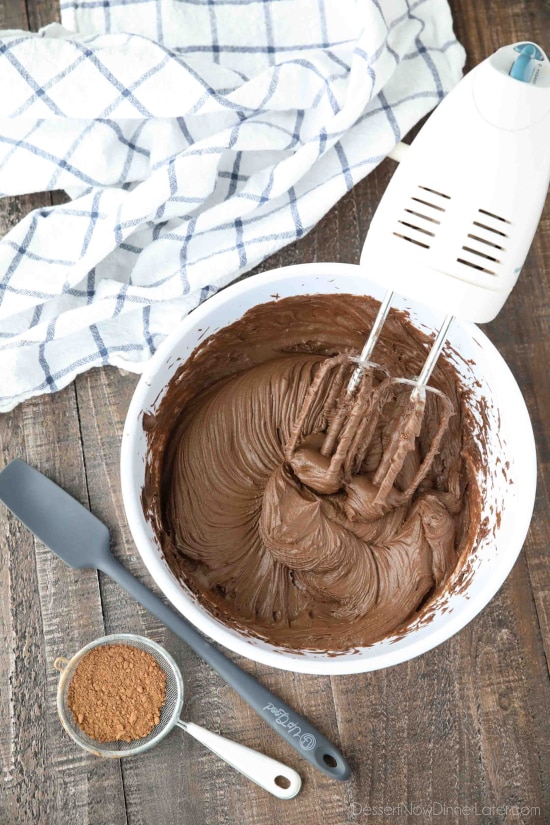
top-left (0, 0), bottom-right (465, 411)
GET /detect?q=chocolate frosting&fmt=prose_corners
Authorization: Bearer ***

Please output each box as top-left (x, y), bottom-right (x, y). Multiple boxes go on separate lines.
top-left (142, 294), bottom-right (479, 651)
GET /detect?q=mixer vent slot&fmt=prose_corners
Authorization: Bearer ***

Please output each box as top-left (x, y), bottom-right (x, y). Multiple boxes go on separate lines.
top-left (392, 185), bottom-right (451, 249)
top-left (456, 258), bottom-right (496, 276)
top-left (418, 185), bottom-right (451, 199)
top-left (404, 209), bottom-right (440, 225)
top-left (393, 233), bottom-right (430, 249)
top-left (473, 221), bottom-right (507, 237)
top-left (411, 196), bottom-right (446, 212)
top-left (392, 185), bottom-right (451, 248)
top-left (411, 184), bottom-right (451, 214)
top-left (461, 245), bottom-right (500, 263)
top-left (456, 207), bottom-right (510, 275)
top-left (473, 207), bottom-right (510, 239)
top-left (467, 232), bottom-right (503, 250)
top-left (478, 208), bottom-right (510, 224)
top-left (397, 220), bottom-right (435, 237)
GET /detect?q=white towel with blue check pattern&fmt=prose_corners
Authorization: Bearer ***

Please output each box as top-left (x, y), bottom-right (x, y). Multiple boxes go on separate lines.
top-left (0, 0), bottom-right (465, 411)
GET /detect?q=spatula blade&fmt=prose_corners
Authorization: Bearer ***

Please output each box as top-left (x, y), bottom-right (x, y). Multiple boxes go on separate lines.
top-left (0, 459), bottom-right (110, 569)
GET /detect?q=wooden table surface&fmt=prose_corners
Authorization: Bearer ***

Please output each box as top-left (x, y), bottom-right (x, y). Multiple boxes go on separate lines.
top-left (1, 1), bottom-right (549, 824)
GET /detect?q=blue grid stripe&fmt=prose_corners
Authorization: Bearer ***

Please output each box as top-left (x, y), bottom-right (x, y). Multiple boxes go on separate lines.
top-left (0, 133), bottom-right (109, 187)
top-left (142, 304), bottom-right (155, 353)
top-left (97, 54), bottom-right (171, 118)
top-left (172, 41), bottom-right (348, 54)
top-left (235, 217), bottom-right (247, 268)
top-left (288, 187), bottom-right (303, 238)
top-left (11, 54), bottom-right (89, 117)
top-left (0, 42), bottom-right (65, 115)
top-left (70, 42), bottom-right (156, 117)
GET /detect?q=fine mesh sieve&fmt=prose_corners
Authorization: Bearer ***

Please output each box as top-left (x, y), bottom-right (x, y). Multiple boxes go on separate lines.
top-left (54, 633), bottom-right (301, 798)
top-left (54, 633), bottom-right (183, 758)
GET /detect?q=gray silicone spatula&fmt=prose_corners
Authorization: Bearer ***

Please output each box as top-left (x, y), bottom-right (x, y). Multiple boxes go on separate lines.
top-left (0, 459), bottom-right (350, 781)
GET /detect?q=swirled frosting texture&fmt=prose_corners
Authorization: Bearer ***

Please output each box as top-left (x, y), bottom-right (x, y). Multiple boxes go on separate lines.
top-left (143, 294), bottom-right (479, 650)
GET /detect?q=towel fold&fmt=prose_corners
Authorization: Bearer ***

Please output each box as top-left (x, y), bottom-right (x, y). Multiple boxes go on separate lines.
top-left (0, 0), bottom-right (465, 411)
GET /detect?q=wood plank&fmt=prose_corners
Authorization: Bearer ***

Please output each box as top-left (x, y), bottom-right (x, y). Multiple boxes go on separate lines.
top-left (0, 393), bottom-right (130, 825)
top-left (0, 0), bottom-right (127, 809)
top-left (0, 196), bottom-right (128, 823)
top-left (448, 0), bottom-right (550, 672)
top-left (483, 192), bottom-right (550, 672)
top-left (0, 0), bottom-right (27, 29)
top-left (0, 399), bottom-right (45, 825)
top-left (25, 0), bottom-right (59, 31)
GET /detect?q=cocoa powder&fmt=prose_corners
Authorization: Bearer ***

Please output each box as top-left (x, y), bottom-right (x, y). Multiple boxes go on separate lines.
top-left (67, 644), bottom-right (167, 743)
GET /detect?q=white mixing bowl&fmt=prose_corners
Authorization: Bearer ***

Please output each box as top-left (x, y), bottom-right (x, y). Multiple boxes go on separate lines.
top-left (120, 263), bottom-right (537, 674)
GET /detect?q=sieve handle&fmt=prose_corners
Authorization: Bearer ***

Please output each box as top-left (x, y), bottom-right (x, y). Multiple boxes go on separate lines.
top-left (100, 554), bottom-right (350, 781)
top-left (176, 720), bottom-right (302, 799)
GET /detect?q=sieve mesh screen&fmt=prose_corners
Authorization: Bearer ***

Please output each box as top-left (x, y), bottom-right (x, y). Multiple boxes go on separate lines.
top-left (56, 634), bottom-right (184, 758)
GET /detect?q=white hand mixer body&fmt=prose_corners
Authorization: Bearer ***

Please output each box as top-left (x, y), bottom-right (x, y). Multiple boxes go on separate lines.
top-left (354, 41), bottom-right (550, 392)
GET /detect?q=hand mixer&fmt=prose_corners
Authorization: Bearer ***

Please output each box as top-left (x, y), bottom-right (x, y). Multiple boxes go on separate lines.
top-left (286, 42), bottom-right (550, 503)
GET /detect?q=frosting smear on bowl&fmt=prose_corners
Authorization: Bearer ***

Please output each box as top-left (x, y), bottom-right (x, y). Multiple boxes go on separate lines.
top-left (142, 294), bottom-right (480, 651)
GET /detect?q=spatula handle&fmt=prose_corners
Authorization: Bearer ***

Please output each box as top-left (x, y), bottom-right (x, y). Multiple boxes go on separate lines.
top-left (101, 554), bottom-right (350, 781)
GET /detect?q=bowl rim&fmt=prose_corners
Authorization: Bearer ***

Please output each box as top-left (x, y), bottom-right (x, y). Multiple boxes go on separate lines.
top-left (120, 262), bottom-right (537, 674)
